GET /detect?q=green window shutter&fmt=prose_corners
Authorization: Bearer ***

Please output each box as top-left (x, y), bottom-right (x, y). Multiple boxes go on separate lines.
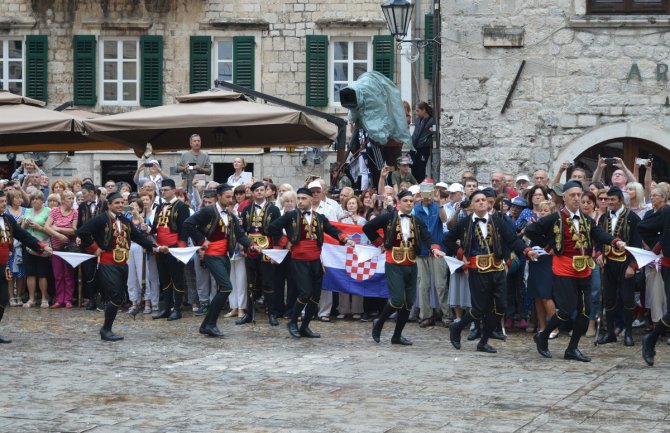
top-left (306, 35), bottom-right (328, 107)
top-left (190, 36), bottom-right (211, 93)
top-left (373, 35), bottom-right (394, 82)
top-left (140, 35), bottom-right (163, 106)
top-left (25, 35), bottom-right (48, 102)
top-left (233, 36), bottom-right (255, 90)
top-left (73, 35), bottom-right (96, 105)
top-left (424, 13), bottom-right (434, 80)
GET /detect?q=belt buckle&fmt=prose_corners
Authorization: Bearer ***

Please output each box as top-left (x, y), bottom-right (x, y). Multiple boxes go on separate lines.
top-left (572, 255), bottom-right (587, 272)
top-left (391, 247), bottom-right (406, 264)
top-left (476, 254), bottom-right (493, 271)
top-left (113, 247), bottom-right (128, 263)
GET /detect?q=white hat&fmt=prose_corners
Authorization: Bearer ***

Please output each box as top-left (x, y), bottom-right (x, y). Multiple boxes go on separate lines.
top-left (516, 175), bottom-right (530, 183)
top-left (307, 180), bottom-right (322, 190)
top-left (435, 182), bottom-right (449, 189)
top-left (408, 185), bottom-right (421, 195)
top-left (448, 183), bottom-right (464, 193)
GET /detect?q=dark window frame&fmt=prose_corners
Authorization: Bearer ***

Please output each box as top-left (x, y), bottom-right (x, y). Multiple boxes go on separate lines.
top-left (587, 0), bottom-right (670, 14)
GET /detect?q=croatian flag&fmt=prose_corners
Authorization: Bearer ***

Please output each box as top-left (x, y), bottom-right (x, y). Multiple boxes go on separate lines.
top-left (322, 222), bottom-right (388, 298)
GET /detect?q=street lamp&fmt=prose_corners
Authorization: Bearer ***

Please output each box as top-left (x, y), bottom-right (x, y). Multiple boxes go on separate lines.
top-left (381, 0), bottom-right (414, 43)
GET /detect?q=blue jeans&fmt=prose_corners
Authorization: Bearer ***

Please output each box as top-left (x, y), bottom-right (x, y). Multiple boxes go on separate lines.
top-left (588, 266), bottom-right (601, 321)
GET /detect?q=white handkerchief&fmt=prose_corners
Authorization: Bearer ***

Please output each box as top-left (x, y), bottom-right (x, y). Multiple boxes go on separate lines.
top-left (262, 249), bottom-right (289, 264)
top-left (354, 244), bottom-right (380, 263)
top-left (168, 246), bottom-right (201, 264)
top-left (444, 256), bottom-right (465, 274)
top-left (624, 246), bottom-right (661, 268)
top-left (53, 251), bottom-right (96, 268)
top-left (531, 246), bottom-right (549, 256)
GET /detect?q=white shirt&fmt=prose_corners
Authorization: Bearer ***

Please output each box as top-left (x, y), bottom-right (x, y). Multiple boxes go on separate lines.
top-left (314, 200), bottom-right (339, 222)
top-left (610, 207), bottom-right (624, 235)
top-left (254, 201), bottom-right (266, 216)
top-left (227, 171), bottom-right (252, 188)
top-left (472, 214), bottom-right (489, 238)
top-left (565, 208), bottom-right (581, 232)
top-left (302, 209), bottom-right (313, 226)
top-left (399, 213), bottom-right (411, 242)
top-left (215, 203), bottom-right (229, 227)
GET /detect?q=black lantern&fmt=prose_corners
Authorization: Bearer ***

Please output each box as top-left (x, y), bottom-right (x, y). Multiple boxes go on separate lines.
top-left (381, 0), bottom-right (414, 42)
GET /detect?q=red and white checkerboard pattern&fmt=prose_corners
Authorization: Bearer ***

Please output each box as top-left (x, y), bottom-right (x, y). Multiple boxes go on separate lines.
top-left (345, 246), bottom-right (378, 281)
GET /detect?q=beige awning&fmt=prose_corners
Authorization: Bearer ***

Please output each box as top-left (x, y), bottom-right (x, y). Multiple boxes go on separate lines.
top-left (79, 89), bottom-right (338, 154)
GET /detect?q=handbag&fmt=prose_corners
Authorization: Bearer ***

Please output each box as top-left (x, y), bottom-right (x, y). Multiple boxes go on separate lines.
top-left (58, 240), bottom-right (79, 253)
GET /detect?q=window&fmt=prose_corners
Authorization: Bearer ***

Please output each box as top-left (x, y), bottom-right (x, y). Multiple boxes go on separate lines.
top-left (215, 40), bottom-right (233, 83)
top-left (588, 0), bottom-right (670, 13)
top-left (0, 40), bottom-right (24, 95)
top-left (330, 40), bottom-right (371, 104)
top-left (100, 39), bottom-right (139, 104)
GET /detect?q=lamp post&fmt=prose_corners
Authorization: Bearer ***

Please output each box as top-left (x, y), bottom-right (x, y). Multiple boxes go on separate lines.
top-left (380, 0), bottom-right (441, 180)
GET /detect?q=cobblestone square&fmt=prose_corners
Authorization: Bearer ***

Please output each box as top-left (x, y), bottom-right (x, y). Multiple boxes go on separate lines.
top-left (1, 308), bottom-right (669, 432)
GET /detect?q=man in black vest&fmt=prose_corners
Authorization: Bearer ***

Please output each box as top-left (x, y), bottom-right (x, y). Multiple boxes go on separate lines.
top-left (238, 181), bottom-right (281, 326)
top-left (78, 192), bottom-right (156, 341)
top-left (268, 188), bottom-right (354, 339)
top-left (76, 182), bottom-right (107, 311)
top-left (151, 179), bottom-right (190, 321)
top-left (596, 186), bottom-right (641, 346)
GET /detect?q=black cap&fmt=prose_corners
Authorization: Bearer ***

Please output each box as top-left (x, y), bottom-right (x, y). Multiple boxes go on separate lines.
top-left (607, 186), bottom-right (624, 198)
top-left (250, 181), bottom-right (265, 191)
top-left (82, 182), bottom-right (96, 192)
top-left (470, 190), bottom-right (488, 201)
top-left (481, 187), bottom-right (496, 198)
top-left (563, 180), bottom-right (583, 192)
top-left (397, 190), bottom-right (413, 200)
top-left (216, 184), bottom-right (233, 195)
top-left (162, 178), bottom-right (176, 188)
top-left (107, 192), bottom-right (123, 202)
top-left (296, 187), bottom-right (312, 196)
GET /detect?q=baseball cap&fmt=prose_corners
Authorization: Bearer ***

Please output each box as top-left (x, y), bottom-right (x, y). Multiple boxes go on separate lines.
top-left (435, 182), bottom-right (449, 189)
top-left (516, 175), bottom-right (530, 183)
top-left (448, 183), bottom-right (464, 193)
top-left (307, 180), bottom-right (322, 190)
top-left (408, 185), bottom-right (421, 195)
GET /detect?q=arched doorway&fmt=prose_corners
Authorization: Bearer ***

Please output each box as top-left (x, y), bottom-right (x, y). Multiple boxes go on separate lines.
top-left (553, 123), bottom-right (670, 184)
top-left (573, 138), bottom-right (670, 184)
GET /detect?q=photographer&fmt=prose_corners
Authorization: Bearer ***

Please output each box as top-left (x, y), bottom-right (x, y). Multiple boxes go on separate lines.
top-left (591, 155), bottom-right (637, 189)
top-left (11, 159), bottom-right (45, 184)
top-left (133, 159), bottom-right (165, 196)
top-left (551, 161), bottom-right (588, 186)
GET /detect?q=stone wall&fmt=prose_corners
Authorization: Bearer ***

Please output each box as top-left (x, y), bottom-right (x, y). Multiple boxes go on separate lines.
top-left (441, 0), bottom-right (670, 183)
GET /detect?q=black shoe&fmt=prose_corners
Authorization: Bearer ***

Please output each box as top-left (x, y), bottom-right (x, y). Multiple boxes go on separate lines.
top-left (642, 334), bottom-right (656, 366)
top-left (597, 333), bottom-right (617, 345)
top-left (96, 302), bottom-right (107, 312)
top-left (624, 333), bottom-right (634, 347)
top-left (0, 335), bottom-right (12, 344)
top-left (85, 300), bottom-right (97, 311)
top-left (449, 322), bottom-right (462, 350)
top-left (391, 336), bottom-right (413, 345)
top-left (100, 328), bottom-right (124, 342)
top-left (564, 348), bottom-right (591, 362)
top-left (476, 343), bottom-right (497, 353)
top-left (287, 322), bottom-right (301, 338)
top-left (235, 313), bottom-right (253, 325)
top-left (490, 330), bottom-right (506, 341)
top-left (371, 319), bottom-right (383, 343)
top-left (167, 310), bottom-right (182, 321)
top-left (467, 327), bottom-right (481, 341)
top-left (199, 325), bottom-right (224, 337)
top-left (534, 332), bottom-right (551, 358)
top-left (360, 312), bottom-right (371, 322)
top-left (299, 327), bottom-right (321, 338)
top-left (152, 309), bottom-right (171, 320)
top-left (268, 313), bottom-right (279, 327)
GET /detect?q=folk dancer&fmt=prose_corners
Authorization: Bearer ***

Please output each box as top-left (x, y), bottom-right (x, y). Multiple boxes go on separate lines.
top-left (77, 192), bottom-right (156, 341)
top-left (444, 190), bottom-right (538, 353)
top-left (526, 180), bottom-right (624, 362)
top-left (268, 187), bottom-right (354, 339)
top-left (363, 189), bottom-right (446, 346)
top-left (238, 181), bottom-right (281, 326)
top-left (183, 184), bottom-right (260, 337)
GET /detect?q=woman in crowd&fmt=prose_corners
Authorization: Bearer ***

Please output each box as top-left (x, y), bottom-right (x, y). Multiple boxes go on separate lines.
top-left (70, 179), bottom-right (83, 194)
top-left (337, 196), bottom-right (366, 320)
top-left (126, 195), bottom-right (150, 314)
top-left (51, 180), bottom-right (67, 198)
top-left (133, 159), bottom-right (165, 195)
top-left (588, 181), bottom-right (605, 196)
top-left (276, 183), bottom-right (293, 208)
top-left (45, 190), bottom-right (78, 309)
top-left (596, 189), bottom-right (609, 222)
top-left (273, 190), bottom-right (297, 319)
top-left (265, 183), bottom-right (278, 203)
top-left (227, 157), bottom-right (253, 187)
top-left (225, 186), bottom-right (253, 319)
top-left (526, 199), bottom-right (557, 336)
top-left (410, 101), bottom-right (434, 183)
top-left (626, 181), bottom-right (649, 218)
top-left (644, 187), bottom-right (669, 332)
top-left (5, 189), bottom-right (27, 306)
top-left (140, 191), bottom-right (159, 313)
top-left (580, 190), bottom-right (601, 338)
top-left (21, 191), bottom-right (51, 308)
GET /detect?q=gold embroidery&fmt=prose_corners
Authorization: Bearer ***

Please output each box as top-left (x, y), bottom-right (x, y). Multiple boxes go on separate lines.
top-left (392, 215), bottom-right (416, 263)
top-left (157, 204), bottom-right (172, 227)
top-left (112, 219), bottom-right (129, 263)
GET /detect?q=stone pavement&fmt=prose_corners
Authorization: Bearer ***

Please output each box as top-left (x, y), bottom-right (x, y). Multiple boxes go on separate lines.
top-left (1, 308), bottom-right (669, 433)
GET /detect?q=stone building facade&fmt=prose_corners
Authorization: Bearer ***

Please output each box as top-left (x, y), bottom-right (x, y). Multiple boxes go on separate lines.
top-left (441, 0), bottom-right (670, 184)
top-left (0, 0), bottom-right (435, 187)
